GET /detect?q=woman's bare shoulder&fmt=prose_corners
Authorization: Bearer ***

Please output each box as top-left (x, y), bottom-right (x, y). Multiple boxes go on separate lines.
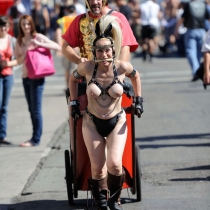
top-left (78, 60), bottom-right (95, 75)
top-left (79, 60), bottom-right (94, 69)
top-left (35, 33), bottom-right (48, 42)
top-left (116, 60), bottom-right (133, 72)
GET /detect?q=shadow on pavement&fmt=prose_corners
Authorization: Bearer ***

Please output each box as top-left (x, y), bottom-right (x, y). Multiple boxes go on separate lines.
top-left (136, 133), bottom-right (210, 142)
top-left (169, 176), bottom-right (210, 182)
top-left (0, 198), bottom-right (138, 210)
top-left (174, 165), bottom-right (210, 171)
top-left (138, 143), bottom-right (210, 149)
top-left (0, 200), bottom-right (86, 210)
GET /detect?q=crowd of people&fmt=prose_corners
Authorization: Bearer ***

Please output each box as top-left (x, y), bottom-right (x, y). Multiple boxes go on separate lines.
top-left (4, 0), bottom-right (210, 62)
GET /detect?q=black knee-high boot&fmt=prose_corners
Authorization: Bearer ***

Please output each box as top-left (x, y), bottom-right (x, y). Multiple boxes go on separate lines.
top-left (107, 171), bottom-right (125, 210)
top-left (89, 177), bottom-right (109, 210)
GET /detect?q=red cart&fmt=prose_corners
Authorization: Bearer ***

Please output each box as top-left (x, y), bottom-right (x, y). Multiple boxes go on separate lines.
top-left (64, 83), bottom-right (142, 205)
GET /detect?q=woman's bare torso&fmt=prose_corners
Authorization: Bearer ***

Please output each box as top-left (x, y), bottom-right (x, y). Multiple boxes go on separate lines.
top-left (85, 60), bottom-right (125, 119)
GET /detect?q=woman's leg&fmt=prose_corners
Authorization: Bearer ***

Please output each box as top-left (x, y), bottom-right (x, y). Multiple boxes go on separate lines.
top-left (29, 78), bottom-right (45, 145)
top-left (22, 78), bottom-right (34, 128)
top-left (0, 75), bottom-right (13, 140)
top-left (106, 111), bottom-right (127, 175)
top-left (82, 113), bottom-right (108, 210)
top-left (82, 113), bottom-right (107, 179)
top-left (106, 111), bottom-right (127, 210)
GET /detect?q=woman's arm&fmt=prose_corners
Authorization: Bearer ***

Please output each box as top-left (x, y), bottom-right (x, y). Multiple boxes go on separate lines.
top-left (124, 61), bottom-right (143, 117)
top-left (69, 62), bottom-right (88, 119)
top-left (130, 69), bottom-right (141, 97)
top-left (1, 53), bottom-right (25, 67)
top-left (124, 62), bottom-right (142, 97)
top-left (69, 72), bottom-right (80, 101)
top-left (69, 61), bottom-right (87, 100)
top-left (2, 42), bottom-right (25, 67)
top-left (32, 34), bottom-right (61, 51)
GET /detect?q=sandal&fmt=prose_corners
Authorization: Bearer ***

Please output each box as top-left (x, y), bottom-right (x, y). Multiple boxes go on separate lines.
top-left (19, 141), bottom-right (35, 147)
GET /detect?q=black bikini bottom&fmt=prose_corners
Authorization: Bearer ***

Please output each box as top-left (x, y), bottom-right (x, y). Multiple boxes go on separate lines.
top-left (85, 108), bottom-right (124, 138)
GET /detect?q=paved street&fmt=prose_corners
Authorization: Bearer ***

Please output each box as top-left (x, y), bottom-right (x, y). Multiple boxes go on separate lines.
top-left (0, 52), bottom-right (210, 210)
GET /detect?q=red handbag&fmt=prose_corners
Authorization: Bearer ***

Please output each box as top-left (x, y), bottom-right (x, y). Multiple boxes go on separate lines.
top-left (25, 47), bottom-right (56, 79)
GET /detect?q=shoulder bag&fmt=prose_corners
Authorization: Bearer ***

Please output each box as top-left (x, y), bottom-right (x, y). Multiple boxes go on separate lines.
top-left (25, 47), bottom-right (55, 79)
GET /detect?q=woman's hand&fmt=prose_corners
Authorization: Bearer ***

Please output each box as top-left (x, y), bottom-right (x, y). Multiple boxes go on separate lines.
top-left (135, 96), bottom-right (144, 118)
top-left (1, 60), bottom-right (8, 67)
top-left (70, 100), bottom-right (81, 120)
top-left (203, 71), bottom-right (210, 84)
top-left (0, 61), bottom-right (3, 71)
top-left (31, 39), bottom-right (40, 47)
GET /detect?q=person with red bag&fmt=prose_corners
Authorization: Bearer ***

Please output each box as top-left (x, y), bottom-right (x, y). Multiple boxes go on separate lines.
top-left (14, 15), bottom-right (60, 147)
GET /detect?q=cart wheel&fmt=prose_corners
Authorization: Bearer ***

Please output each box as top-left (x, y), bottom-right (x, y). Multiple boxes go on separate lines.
top-left (65, 150), bottom-right (74, 205)
top-left (135, 144), bottom-right (142, 202)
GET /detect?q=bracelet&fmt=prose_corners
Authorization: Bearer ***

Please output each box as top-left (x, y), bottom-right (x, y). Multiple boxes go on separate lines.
top-left (69, 100), bottom-right (80, 106)
top-left (127, 69), bottom-right (137, 78)
top-left (73, 70), bottom-right (83, 80)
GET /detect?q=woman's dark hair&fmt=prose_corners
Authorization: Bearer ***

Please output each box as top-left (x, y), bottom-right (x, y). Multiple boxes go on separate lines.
top-left (0, 16), bottom-right (10, 26)
top-left (17, 15), bottom-right (36, 45)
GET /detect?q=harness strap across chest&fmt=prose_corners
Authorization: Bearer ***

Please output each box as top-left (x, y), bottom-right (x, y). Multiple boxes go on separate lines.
top-left (88, 63), bottom-right (123, 96)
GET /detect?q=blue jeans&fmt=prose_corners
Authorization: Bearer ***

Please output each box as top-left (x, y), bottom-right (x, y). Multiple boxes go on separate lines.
top-left (22, 78), bottom-right (45, 145)
top-left (184, 29), bottom-right (206, 75)
top-left (0, 75), bottom-right (13, 140)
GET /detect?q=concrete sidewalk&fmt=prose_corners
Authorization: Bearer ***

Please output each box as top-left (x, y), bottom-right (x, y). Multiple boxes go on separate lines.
top-left (0, 55), bottom-right (68, 204)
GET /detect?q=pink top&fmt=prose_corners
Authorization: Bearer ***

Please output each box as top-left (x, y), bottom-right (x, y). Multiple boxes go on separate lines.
top-left (0, 37), bottom-right (12, 76)
top-left (62, 11), bottom-right (138, 52)
top-left (15, 33), bottom-right (47, 78)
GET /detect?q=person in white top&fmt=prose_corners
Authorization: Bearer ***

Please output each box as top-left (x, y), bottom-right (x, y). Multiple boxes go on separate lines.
top-left (73, 0), bottom-right (86, 15)
top-left (140, 0), bottom-right (162, 61)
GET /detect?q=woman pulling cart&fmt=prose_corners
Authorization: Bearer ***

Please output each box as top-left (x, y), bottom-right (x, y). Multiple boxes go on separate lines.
top-left (69, 15), bottom-right (143, 210)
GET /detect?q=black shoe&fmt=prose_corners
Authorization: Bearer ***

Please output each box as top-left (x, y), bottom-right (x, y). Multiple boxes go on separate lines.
top-left (0, 139), bottom-right (13, 145)
top-left (191, 75), bottom-right (199, 82)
